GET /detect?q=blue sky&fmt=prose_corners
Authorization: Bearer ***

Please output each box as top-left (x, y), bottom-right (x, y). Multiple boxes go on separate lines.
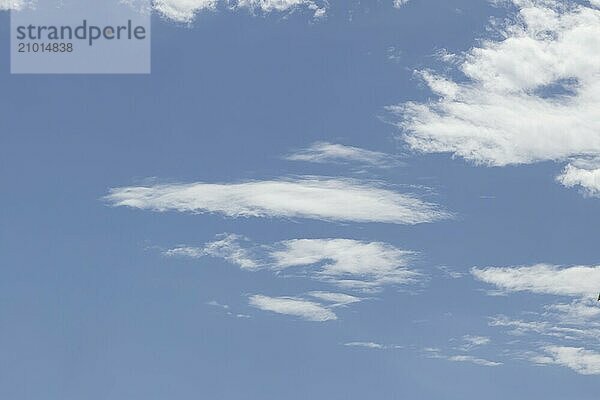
top-left (2, 0), bottom-right (600, 399)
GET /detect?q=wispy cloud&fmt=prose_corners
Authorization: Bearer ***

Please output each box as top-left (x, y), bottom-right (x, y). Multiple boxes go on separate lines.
top-left (166, 234), bottom-right (419, 292)
top-left (532, 346), bottom-right (600, 375)
top-left (285, 142), bottom-right (402, 168)
top-left (106, 177), bottom-right (450, 224)
top-left (207, 299), bottom-right (252, 318)
top-left (424, 348), bottom-right (501, 367)
top-left (459, 335), bottom-right (491, 351)
top-left (307, 291), bottom-right (362, 306)
top-left (344, 341), bottom-right (403, 350)
top-left (152, 0), bottom-right (327, 23)
top-left (473, 263), bottom-right (600, 374)
top-left (166, 234), bottom-right (260, 270)
top-left (344, 342), bottom-right (385, 349)
top-left (207, 300), bottom-right (230, 309)
top-left (389, 0), bottom-right (600, 195)
top-left (248, 294), bottom-right (337, 322)
top-left (472, 264), bottom-right (600, 299)
top-left (446, 355), bottom-right (502, 367)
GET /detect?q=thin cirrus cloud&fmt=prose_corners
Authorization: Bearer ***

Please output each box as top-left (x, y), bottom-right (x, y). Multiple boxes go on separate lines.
top-left (307, 291), bottom-right (362, 306)
top-left (105, 177), bottom-right (450, 225)
top-left (389, 0), bottom-right (600, 196)
top-left (285, 142), bottom-right (402, 168)
top-left (248, 294), bottom-right (337, 322)
top-left (166, 234), bottom-right (419, 292)
top-left (424, 348), bottom-right (502, 367)
top-left (472, 263), bottom-right (600, 375)
top-left (152, 0), bottom-right (327, 23)
top-left (344, 342), bottom-right (385, 349)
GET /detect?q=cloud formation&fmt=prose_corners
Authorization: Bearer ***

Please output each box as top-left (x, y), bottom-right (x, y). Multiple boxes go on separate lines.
top-left (344, 342), bottom-right (385, 349)
top-left (307, 291), bottom-right (362, 306)
top-left (473, 263), bottom-right (600, 374)
top-left (533, 346), bottom-right (600, 375)
top-left (472, 264), bottom-right (600, 299)
top-left (167, 234), bottom-right (419, 291)
top-left (153, 0), bottom-right (217, 22)
top-left (106, 177), bottom-right (450, 224)
top-left (424, 348), bottom-right (502, 367)
top-left (166, 234), bottom-right (260, 270)
top-left (390, 0), bottom-right (600, 195)
top-left (248, 294), bottom-right (337, 321)
top-left (152, 0), bottom-right (327, 23)
top-left (285, 142), bottom-right (402, 168)
top-left (557, 159), bottom-right (600, 196)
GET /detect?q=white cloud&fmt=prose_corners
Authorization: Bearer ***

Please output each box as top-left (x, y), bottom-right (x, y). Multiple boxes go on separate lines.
top-left (533, 346), bottom-right (600, 375)
top-left (234, 0), bottom-right (326, 17)
top-left (461, 335), bottom-right (491, 350)
top-left (106, 177), bottom-right (450, 224)
top-left (152, 0), bottom-right (327, 22)
top-left (285, 142), bottom-right (402, 168)
top-left (472, 264), bottom-right (600, 299)
top-left (307, 291), bottom-right (362, 306)
top-left (390, 0), bottom-right (600, 194)
top-left (166, 234), bottom-right (260, 270)
top-left (447, 355), bottom-right (502, 367)
top-left (476, 263), bottom-right (600, 374)
top-left (167, 235), bottom-right (419, 292)
top-left (424, 348), bottom-right (501, 366)
top-left (547, 300), bottom-right (600, 322)
top-left (557, 160), bottom-right (600, 196)
top-left (248, 294), bottom-right (337, 321)
top-left (271, 238), bottom-right (418, 290)
top-left (153, 0), bottom-right (217, 22)
top-left (344, 342), bottom-right (385, 349)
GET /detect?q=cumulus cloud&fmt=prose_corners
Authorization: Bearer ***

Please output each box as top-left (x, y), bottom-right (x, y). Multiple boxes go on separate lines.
top-left (106, 177), bottom-right (449, 224)
top-left (285, 142), bottom-right (402, 168)
top-left (166, 234), bottom-right (419, 291)
top-left (390, 0), bottom-right (600, 195)
top-left (472, 264), bottom-right (600, 299)
top-left (557, 159), bottom-right (600, 196)
top-left (248, 294), bottom-right (337, 321)
top-left (533, 346), bottom-right (600, 375)
top-left (152, 0), bottom-right (327, 22)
